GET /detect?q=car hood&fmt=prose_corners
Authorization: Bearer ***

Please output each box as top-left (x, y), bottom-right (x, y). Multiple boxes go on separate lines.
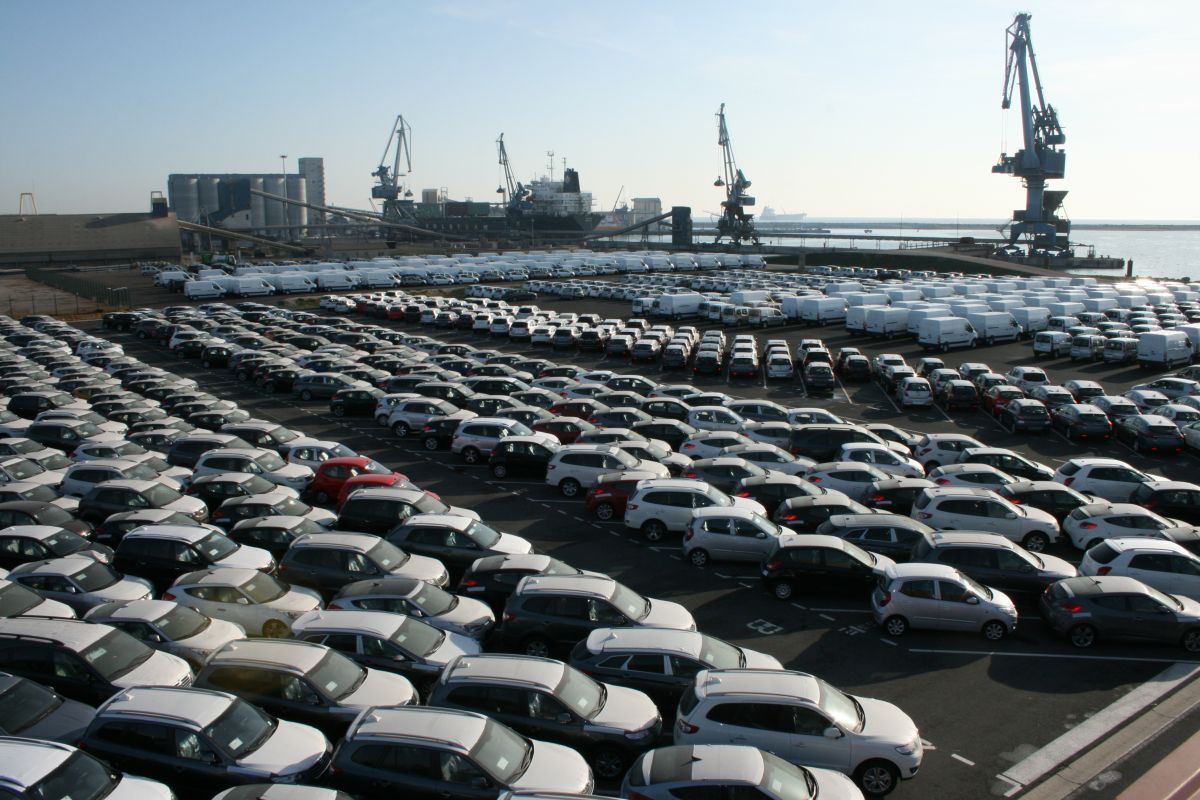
top-left (233, 718), bottom-right (329, 779)
top-left (730, 496), bottom-right (767, 516)
top-left (305, 508), bottom-right (338, 527)
top-left (275, 585), bottom-right (324, 613)
top-left (435, 594), bottom-right (495, 635)
top-left (1021, 505), bottom-right (1059, 528)
top-left (1173, 595), bottom-right (1200, 622)
top-left (50, 496), bottom-right (80, 513)
top-left (427, 629), bottom-right (482, 668)
top-left (869, 553), bottom-right (897, 576)
top-left (20, 471), bottom-right (62, 489)
top-left (1036, 553), bottom-right (1078, 580)
top-left (215, 544), bottom-right (275, 572)
top-left (21, 694), bottom-right (95, 742)
top-left (740, 646), bottom-right (784, 670)
top-left (855, 695), bottom-right (921, 750)
top-left (164, 496), bottom-right (208, 517)
top-left (339, 667), bottom-right (416, 712)
top-left (93, 577), bottom-right (153, 604)
top-left (177, 617), bottom-right (245, 659)
top-left (32, 596), bottom-right (77, 618)
top-left (114, 649), bottom-right (193, 691)
top-left (512, 738), bottom-right (594, 794)
top-left (392, 552), bottom-right (448, 585)
top-left (640, 598), bottom-right (696, 631)
top-left (493, 532), bottom-right (534, 556)
top-left (108, 775), bottom-right (174, 800)
top-left (589, 683), bottom-right (660, 733)
top-left (446, 505), bottom-right (481, 521)
top-left (267, 464), bottom-right (314, 484)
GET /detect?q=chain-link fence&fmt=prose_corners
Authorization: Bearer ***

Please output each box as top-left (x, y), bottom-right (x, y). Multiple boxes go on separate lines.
top-left (23, 266), bottom-right (130, 310)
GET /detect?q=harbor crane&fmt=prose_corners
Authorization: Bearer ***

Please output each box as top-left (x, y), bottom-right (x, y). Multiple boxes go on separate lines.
top-left (992, 13), bottom-right (1069, 251)
top-left (496, 133), bottom-right (531, 213)
top-left (372, 114), bottom-right (414, 212)
top-left (713, 103), bottom-right (758, 245)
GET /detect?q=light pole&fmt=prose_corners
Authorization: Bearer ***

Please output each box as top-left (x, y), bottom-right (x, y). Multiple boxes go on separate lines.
top-left (280, 155), bottom-right (289, 240)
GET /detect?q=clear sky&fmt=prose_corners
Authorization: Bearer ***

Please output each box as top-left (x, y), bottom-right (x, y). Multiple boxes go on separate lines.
top-left (3, 0), bottom-right (1197, 221)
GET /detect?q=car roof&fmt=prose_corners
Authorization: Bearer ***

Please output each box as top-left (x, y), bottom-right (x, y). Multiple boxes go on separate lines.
top-left (1098, 537), bottom-right (1190, 555)
top-left (775, 533), bottom-right (853, 550)
top-left (691, 506), bottom-right (760, 521)
top-left (636, 744), bottom-right (765, 785)
top-left (124, 525), bottom-right (214, 543)
top-left (292, 609), bottom-right (406, 638)
top-left (177, 566), bottom-right (263, 586)
top-left (584, 627), bottom-right (706, 659)
top-left (928, 531), bottom-right (1015, 548)
top-left (349, 706), bottom-right (486, 750)
top-left (635, 478), bottom-right (712, 492)
top-left (98, 685), bottom-right (232, 727)
top-left (0, 525), bottom-right (68, 540)
top-left (885, 562), bottom-right (962, 580)
top-left (206, 638), bottom-right (328, 672)
top-left (924, 486), bottom-right (999, 498)
top-left (1062, 575), bottom-right (1155, 596)
top-left (443, 654), bottom-right (565, 690)
top-left (9, 554), bottom-right (107, 577)
top-left (0, 737), bottom-right (75, 791)
top-left (516, 574), bottom-right (614, 598)
top-left (694, 668), bottom-right (818, 702)
top-left (398, 513), bottom-right (472, 531)
top-left (291, 532), bottom-right (380, 551)
top-left (0, 616), bottom-right (112, 649)
top-left (335, 577), bottom-right (423, 598)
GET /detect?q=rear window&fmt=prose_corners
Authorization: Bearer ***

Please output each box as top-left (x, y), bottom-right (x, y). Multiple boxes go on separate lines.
top-left (912, 492), bottom-right (931, 510)
top-left (678, 686), bottom-right (702, 717)
top-left (1086, 542), bottom-right (1120, 564)
top-left (1058, 462), bottom-right (1081, 477)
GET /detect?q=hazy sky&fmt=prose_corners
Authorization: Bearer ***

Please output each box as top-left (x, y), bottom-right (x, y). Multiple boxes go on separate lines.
top-left (3, 1), bottom-right (1198, 221)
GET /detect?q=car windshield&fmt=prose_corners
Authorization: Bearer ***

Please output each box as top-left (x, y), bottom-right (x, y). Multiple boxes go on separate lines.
top-left (43, 530), bottom-right (90, 556)
top-left (203, 697), bottom-right (276, 759)
top-left (414, 494), bottom-right (449, 515)
top-left (154, 604), bottom-right (209, 640)
top-left (145, 484), bottom-right (183, 506)
top-left (0, 581), bottom-right (43, 616)
top-left (470, 719), bottom-right (532, 783)
top-left (71, 561), bottom-right (122, 591)
top-left (141, 456), bottom-right (171, 472)
top-left (1144, 585), bottom-right (1185, 611)
top-left (270, 428), bottom-right (299, 444)
top-left (555, 666), bottom-right (606, 718)
top-left (706, 488), bottom-right (734, 507)
top-left (816, 678), bottom-right (864, 733)
top-left (6, 439), bottom-right (41, 455)
top-left (37, 454), bottom-right (72, 472)
top-left (760, 751), bottom-right (819, 800)
top-left (411, 582), bottom-right (457, 615)
top-left (842, 540), bottom-right (876, 566)
top-left (308, 650), bottom-right (366, 701)
top-left (0, 677), bottom-right (62, 732)
top-left (544, 558), bottom-right (583, 576)
top-left (196, 532), bottom-right (239, 562)
top-left (5, 460), bottom-right (43, 480)
top-left (367, 540), bottom-right (410, 570)
top-left (239, 573), bottom-right (288, 603)
top-left (255, 451), bottom-right (287, 471)
top-left (124, 463), bottom-right (160, 481)
top-left (699, 634), bottom-right (744, 668)
top-left (275, 497), bottom-right (312, 516)
top-left (466, 521), bottom-right (502, 548)
top-left (610, 583), bottom-right (651, 621)
top-left (960, 572), bottom-right (993, 599)
top-left (114, 442), bottom-right (146, 456)
top-left (391, 616), bottom-right (445, 657)
top-left (361, 459), bottom-right (390, 475)
top-left (81, 629), bottom-right (154, 680)
top-left (26, 751), bottom-right (118, 800)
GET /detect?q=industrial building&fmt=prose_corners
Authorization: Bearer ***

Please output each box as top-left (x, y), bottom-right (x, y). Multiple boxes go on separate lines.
top-left (167, 158), bottom-right (326, 236)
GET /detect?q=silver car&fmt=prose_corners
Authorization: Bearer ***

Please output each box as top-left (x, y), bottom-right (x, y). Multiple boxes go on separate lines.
top-left (872, 562), bottom-right (1018, 641)
top-left (684, 506), bottom-right (784, 566)
top-left (84, 598), bottom-right (246, 669)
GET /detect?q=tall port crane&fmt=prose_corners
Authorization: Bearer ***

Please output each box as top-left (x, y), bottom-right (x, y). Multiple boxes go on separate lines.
top-left (713, 103), bottom-right (758, 245)
top-left (991, 13), bottom-right (1069, 251)
top-left (496, 133), bottom-right (531, 213)
top-left (372, 115), bottom-right (414, 212)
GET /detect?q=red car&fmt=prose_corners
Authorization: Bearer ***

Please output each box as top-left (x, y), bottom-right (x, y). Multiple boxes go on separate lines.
top-left (585, 471), bottom-right (659, 521)
top-left (982, 385), bottom-right (1026, 415)
top-left (532, 417), bottom-right (597, 444)
top-left (547, 399), bottom-right (610, 421)
top-left (306, 456), bottom-right (407, 505)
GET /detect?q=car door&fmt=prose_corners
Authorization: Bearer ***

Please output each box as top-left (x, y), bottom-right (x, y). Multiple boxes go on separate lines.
top-left (895, 579), bottom-right (941, 628)
top-left (790, 705), bottom-right (852, 771)
top-left (704, 701), bottom-right (797, 756)
top-left (1124, 552), bottom-right (1178, 595)
top-left (1126, 593), bottom-right (1185, 644)
top-left (729, 518), bottom-right (773, 562)
top-left (1167, 554), bottom-right (1200, 599)
top-left (935, 578), bottom-right (985, 631)
top-left (344, 743), bottom-right (443, 799)
top-left (822, 546), bottom-right (876, 592)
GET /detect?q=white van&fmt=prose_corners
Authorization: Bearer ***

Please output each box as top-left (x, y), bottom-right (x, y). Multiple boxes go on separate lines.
top-left (154, 270), bottom-right (189, 288)
top-left (864, 307), bottom-right (910, 339)
top-left (268, 274), bottom-right (316, 294)
top-left (965, 311), bottom-right (1020, 345)
top-left (234, 277), bottom-right (275, 297)
top-left (183, 280), bottom-right (225, 300)
top-left (1011, 307), bottom-right (1050, 337)
top-left (845, 305), bottom-right (884, 334)
top-left (1137, 330), bottom-right (1192, 369)
top-left (918, 317), bottom-right (977, 352)
top-left (316, 272), bottom-right (355, 291)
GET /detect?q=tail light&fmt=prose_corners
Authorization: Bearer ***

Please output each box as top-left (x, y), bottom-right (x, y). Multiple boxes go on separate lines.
top-left (917, 511), bottom-right (932, 519)
top-left (783, 514), bottom-right (797, 521)
top-left (327, 602), bottom-right (344, 609)
top-left (935, 478), bottom-right (950, 485)
top-left (683, 443), bottom-right (696, 449)
top-left (547, 464), bottom-right (556, 470)
top-left (626, 503), bottom-right (638, 511)
top-left (502, 612), bottom-right (516, 623)
top-left (684, 472), bottom-right (697, 479)
top-left (422, 425), bottom-right (434, 432)
top-left (808, 476), bottom-right (822, 483)
top-left (878, 590), bottom-right (892, 607)
top-left (736, 491), bottom-right (751, 497)
top-left (676, 719), bottom-right (700, 735)
top-left (593, 491), bottom-right (611, 499)
top-left (1008, 498), bottom-right (1022, 504)
top-left (1079, 522), bottom-right (1097, 529)
top-left (1059, 601), bottom-right (1083, 613)
top-left (684, 530), bottom-right (694, 541)
top-left (460, 577), bottom-right (479, 587)
top-left (1064, 477), bottom-right (1074, 487)
top-left (162, 591), bottom-right (176, 600)
top-left (764, 559), bottom-right (782, 571)
top-left (869, 494), bottom-right (885, 502)
top-left (1096, 566), bottom-right (1111, 576)
top-left (919, 448), bottom-right (931, 455)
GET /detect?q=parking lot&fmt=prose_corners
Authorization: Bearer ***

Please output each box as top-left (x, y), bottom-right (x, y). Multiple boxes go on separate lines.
top-left (84, 289), bottom-right (1200, 800)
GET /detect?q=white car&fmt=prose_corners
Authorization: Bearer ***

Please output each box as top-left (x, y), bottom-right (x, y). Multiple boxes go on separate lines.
top-left (1157, 404), bottom-right (1200, 429)
top-left (280, 439), bottom-right (357, 469)
top-left (1081, 538), bottom-right (1200, 600)
top-left (802, 462), bottom-right (892, 501)
top-left (83, 598), bottom-right (246, 669)
top-left (681, 431), bottom-right (754, 459)
top-left (927, 463), bottom-right (1017, 489)
top-left (912, 433), bottom-right (984, 469)
top-left (0, 726), bottom-right (175, 799)
top-left (1006, 365), bottom-right (1050, 394)
top-left (1063, 503), bottom-right (1195, 551)
top-left (545, 444), bottom-right (668, 497)
top-left (720, 444), bottom-right (815, 476)
top-left (624, 478), bottom-right (766, 542)
top-left (165, 567), bottom-right (323, 638)
top-left (192, 448), bottom-right (315, 492)
top-left (913, 487), bottom-right (1060, 552)
top-left (1053, 458), bottom-right (1160, 502)
top-left (686, 406), bottom-right (746, 432)
top-left (896, 376), bottom-right (934, 407)
top-left (837, 443), bottom-right (924, 478)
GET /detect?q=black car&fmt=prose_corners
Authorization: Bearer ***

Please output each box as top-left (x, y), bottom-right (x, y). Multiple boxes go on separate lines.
top-left (1114, 415), bottom-right (1185, 455)
top-left (0, 527), bottom-right (111, 571)
top-left (787, 424), bottom-right (885, 463)
top-left (802, 363), bottom-right (836, 394)
top-left (91, 509), bottom-right (206, 546)
top-left (26, 419), bottom-right (106, 453)
top-left (815, 514), bottom-right (934, 562)
top-left (997, 481), bottom-right (1099, 522)
top-left (862, 478), bottom-right (937, 516)
top-left (0, 673), bottom-right (95, 742)
top-left (488, 437), bottom-right (559, 480)
top-left (330, 387), bottom-right (385, 418)
top-left (167, 434), bottom-right (254, 469)
top-left (102, 312), bottom-right (140, 331)
top-left (387, 516), bottom-right (530, 576)
top-left (692, 352), bottom-right (723, 375)
top-left (960, 451), bottom-right (1055, 482)
top-left (186, 473), bottom-right (284, 510)
top-left (732, 475), bottom-right (823, 518)
top-left (456, 554), bottom-right (591, 614)
top-left (337, 488), bottom-right (455, 536)
top-left (996, 398), bottom-right (1053, 433)
top-left (0, 501), bottom-right (92, 535)
top-left (227, 516), bottom-right (329, 560)
top-left (419, 412), bottom-right (477, 452)
top-left (912, 532), bottom-right (1076, 599)
top-left (773, 495), bottom-right (871, 533)
top-left (7, 391), bottom-right (79, 420)
top-left (1050, 404), bottom-right (1114, 441)
top-left (1129, 481), bottom-right (1200, 526)
top-left (759, 535), bottom-right (885, 600)
top-left (839, 355), bottom-right (872, 381)
top-left (631, 419), bottom-right (697, 450)
top-left (683, 458), bottom-right (768, 494)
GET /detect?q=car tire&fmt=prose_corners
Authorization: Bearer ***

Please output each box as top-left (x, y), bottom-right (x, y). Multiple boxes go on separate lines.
top-left (462, 447), bottom-right (481, 465)
top-left (855, 760), bottom-right (900, 797)
top-left (591, 747), bottom-right (627, 782)
top-left (1182, 629), bottom-right (1200, 653)
top-left (1069, 623), bottom-right (1097, 648)
top-left (688, 548), bottom-right (710, 567)
top-left (770, 579), bottom-right (793, 600)
top-left (491, 464), bottom-right (509, 479)
top-left (883, 615), bottom-right (909, 637)
top-left (262, 619), bottom-right (289, 638)
top-left (300, 390), bottom-right (313, 401)
top-left (392, 422), bottom-right (410, 438)
top-left (594, 502), bottom-right (615, 521)
top-left (333, 406), bottom-right (345, 418)
top-left (313, 490), bottom-right (331, 505)
top-left (559, 478), bottom-right (581, 498)
top-left (422, 437), bottom-right (439, 451)
top-left (1022, 532), bottom-right (1049, 553)
top-left (982, 620), bottom-right (1008, 641)
top-left (641, 520), bottom-right (668, 542)
top-left (522, 636), bottom-right (552, 658)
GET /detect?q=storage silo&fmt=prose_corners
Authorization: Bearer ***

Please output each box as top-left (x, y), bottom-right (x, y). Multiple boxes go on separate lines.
top-left (263, 176), bottom-right (286, 227)
top-left (285, 174), bottom-right (308, 233)
top-left (198, 177), bottom-right (221, 218)
top-left (250, 178), bottom-right (266, 231)
top-left (173, 177), bottom-right (200, 222)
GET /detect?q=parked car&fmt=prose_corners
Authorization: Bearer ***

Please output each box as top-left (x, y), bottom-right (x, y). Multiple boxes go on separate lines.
top-left (872, 562), bottom-right (1018, 641)
top-left (1039, 575), bottom-right (1200, 651)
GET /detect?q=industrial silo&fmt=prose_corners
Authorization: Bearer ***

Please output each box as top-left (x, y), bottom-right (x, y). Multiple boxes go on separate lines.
top-left (198, 177), bottom-right (221, 219)
top-left (263, 176), bottom-right (286, 228)
top-left (285, 174), bottom-right (308, 234)
top-left (173, 177), bottom-right (200, 222)
top-left (250, 178), bottom-right (266, 232)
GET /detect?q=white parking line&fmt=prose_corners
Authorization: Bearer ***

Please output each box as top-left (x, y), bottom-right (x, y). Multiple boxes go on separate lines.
top-left (835, 377), bottom-right (855, 406)
top-left (997, 662), bottom-right (1199, 792)
top-left (909, 648), bottom-right (1200, 665)
top-left (951, 753), bottom-right (976, 767)
top-left (818, 613), bottom-right (836, 622)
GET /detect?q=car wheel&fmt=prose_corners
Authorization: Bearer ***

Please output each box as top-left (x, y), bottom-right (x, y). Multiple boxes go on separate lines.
top-left (201, 360), bottom-right (212, 369)
top-left (313, 490), bottom-right (331, 505)
top-left (591, 747), bottom-right (627, 781)
top-left (375, 415), bottom-right (389, 426)
top-left (883, 615), bottom-right (909, 637)
top-left (1022, 532), bottom-right (1049, 553)
top-left (559, 478), bottom-right (581, 498)
top-left (641, 520), bottom-right (668, 542)
top-left (770, 579), bottom-right (793, 600)
top-left (855, 760), bottom-right (900, 797)
top-left (462, 447), bottom-right (481, 465)
top-left (689, 548), bottom-right (710, 567)
top-left (300, 390), bottom-right (313, 401)
top-left (594, 502), bottom-right (615, 521)
top-left (491, 464), bottom-right (509, 479)
top-left (940, 343), bottom-right (949, 353)
top-left (333, 406), bottom-right (345, 418)
top-left (1182, 629), bottom-right (1200, 653)
top-left (1069, 623), bottom-right (1097, 648)
top-left (982, 620), bottom-right (1008, 641)
top-left (392, 422), bottom-right (410, 438)
top-left (422, 437), bottom-right (439, 451)
top-left (522, 636), bottom-right (552, 658)
top-left (262, 619), bottom-right (289, 638)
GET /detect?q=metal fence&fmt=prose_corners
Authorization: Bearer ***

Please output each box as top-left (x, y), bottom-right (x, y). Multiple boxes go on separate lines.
top-left (23, 266), bottom-right (130, 309)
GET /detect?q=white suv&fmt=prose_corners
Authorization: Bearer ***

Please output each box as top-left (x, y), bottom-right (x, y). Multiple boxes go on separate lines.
top-left (912, 433), bottom-right (984, 470)
top-left (912, 486), bottom-right (1061, 552)
top-left (624, 478), bottom-right (765, 542)
top-left (674, 668), bottom-right (923, 797)
top-left (546, 444), bottom-right (668, 498)
top-left (1052, 458), bottom-right (1160, 502)
top-left (450, 417), bottom-right (533, 464)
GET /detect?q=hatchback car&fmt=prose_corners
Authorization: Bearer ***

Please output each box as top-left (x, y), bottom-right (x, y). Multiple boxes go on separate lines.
top-left (165, 567), bottom-right (323, 638)
top-left (0, 737), bottom-right (174, 799)
top-left (1053, 458), bottom-right (1158, 503)
top-left (816, 514), bottom-right (934, 563)
top-left (872, 562), bottom-right (1018, 641)
top-left (910, 531), bottom-right (1076, 598)
top-left (684, 506), bottom-right (784, 567)
top-left (1080, 538), bottom-right (1200, 600)
top-left (386, 513), bottom-right (533, 574)
top-left (1039, 575), bottom-right (1200, 651)
top-left (759, 534), bottom-right (894, 600)
top-left (328, 577), bottom-right (495, 640)
top-left (625, 479), bottom-right (765, 542)
top-left (278, 531), bottom-right (449, 597)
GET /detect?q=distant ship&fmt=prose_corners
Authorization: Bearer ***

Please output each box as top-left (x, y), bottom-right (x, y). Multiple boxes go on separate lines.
top-left (759, 206), bottom-right (808, 222)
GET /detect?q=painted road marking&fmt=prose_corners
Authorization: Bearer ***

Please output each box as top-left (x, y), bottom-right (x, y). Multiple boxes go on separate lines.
top-left (996, 662), bottom-right (1199, 793)
top-left (818, 613), bottom-right (836, 622)
top-left (909, 648), bottom-right (1200, 665)
top-left (952, 753), bottom-right (976, 767)
top-left (879, 638), bottom-right (898, 646)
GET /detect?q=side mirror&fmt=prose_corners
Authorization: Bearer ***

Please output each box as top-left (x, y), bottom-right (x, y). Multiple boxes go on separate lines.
top-left (756, 532), bottom-right (767, 539)
top-left (966, 595), bottom-right (980, 605)
top-left (1005, 512), bottom-right (1018, 520)
top-left (556, 712), bottom-right (573, 725)
top-left (823, 726), bottom-right (844, 739)
top-left (235, 597), bottom-right (249, 605)
top-left (470, 776), bottom-right (491, 790)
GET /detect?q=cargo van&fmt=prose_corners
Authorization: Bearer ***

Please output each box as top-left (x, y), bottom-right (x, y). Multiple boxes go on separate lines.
top-left (154, 270), bottom-right (189, 289)
top-left (906, 305), bottom-right (953, 337)
top-left (795, 296), bottom-right (847, 326)
top-left (653, 293), bottom-right (703, 319)
top-left (233, 277), bottom-right (275, 297)
top-left (1172, 323), bottom-right (1200, 358)
top-left (1011, 307), bottom-right (1050, 337)
top-left (1102, 337), bottom-right (1139, 364)
top-left (268, 274), bottom-right (316, 294)
top-left (1137, 330), bottom-right (1192, 368)
top-left (729, 290), bottom-right (771, 305)
top-left (845, 305), bottom-right (885, 335)
top-left (316, 272), bottom-right (355, 290)
top-left (1047, 315), bottom-right (1081, 333)
top-left (1032, 331), bottom-right (1071, 358)
top-left (918, 316), bottom-right (977, 352)
top-left (864, 307), bottom-right (910, 339)
top-left (183, 280), bottom-right (225, 300)
top-left (965, 311), bottom-right (1020, 345)
top-left (1069, 334), bottom-right (1106, 362)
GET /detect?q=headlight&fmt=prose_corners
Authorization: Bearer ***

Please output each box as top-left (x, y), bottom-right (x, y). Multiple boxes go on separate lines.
top-left (896, 736), bottom-right (921, 756)
top-left (625, 728), bottom-right (653, 741)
